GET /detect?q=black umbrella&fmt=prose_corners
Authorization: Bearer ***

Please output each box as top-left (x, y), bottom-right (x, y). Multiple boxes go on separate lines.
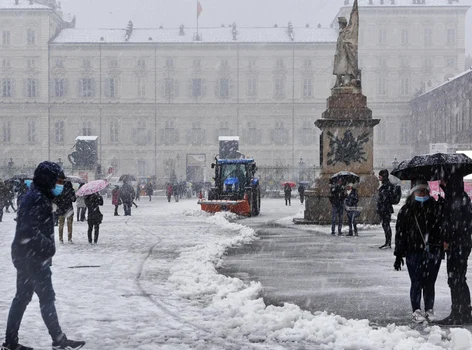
top-left (119, 174), bottom-right (137, 182)
top-left (391, 153), bottom-right (472, 181)
top-left (330, 171), bottom-right (360, 184)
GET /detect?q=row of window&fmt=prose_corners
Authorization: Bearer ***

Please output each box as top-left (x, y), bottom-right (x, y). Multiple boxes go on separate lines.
top-left (373, 27), bottom-right (456, 46)
top-left (2, 29), bottom-right (36, 46)
top-left (0, 120), bottom-right (318, 146)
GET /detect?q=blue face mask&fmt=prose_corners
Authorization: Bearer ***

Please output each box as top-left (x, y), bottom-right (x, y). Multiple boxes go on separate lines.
top-left (25, 179), bottom-right (33, 189)
top-left (415, 195), bottom-right (429, 203)
top-left (51, 184), bottom-right (64, 197)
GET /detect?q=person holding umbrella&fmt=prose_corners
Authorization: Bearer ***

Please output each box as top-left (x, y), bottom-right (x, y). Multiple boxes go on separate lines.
top-left (377, 169), bottom-right (395, 249)
top-left (284, 183), bottom-right (292, 206)
top-left (344, 183), bottom-right (359, 236)
top-left (111, 185), bottom-right (121, 216)
top-left (120, 180), bottom-right (135, 216)
top-left (84, 192), bottom-right (104, 244)
top-left (436, 175), bottom-right (472, 325)
top-left (394, 179), bottom-right (443, 323)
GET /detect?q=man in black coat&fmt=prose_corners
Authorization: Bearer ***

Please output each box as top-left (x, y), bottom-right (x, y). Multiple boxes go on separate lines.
top-left (437, 176), bottom-right (472, 325)
top-left (330, 178), bottom-right (345, 236)
top-left (84, 192), bottom-right (103, 244)
top-left (2, 161), bottom-right (85, 350)
top-left (377, 169), bottom-right (394, 249)
top-left (54, 181), bottom-right (76, 243)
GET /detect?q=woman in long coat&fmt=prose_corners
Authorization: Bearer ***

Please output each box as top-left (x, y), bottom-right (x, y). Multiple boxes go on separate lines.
top-left (84, 192), bottom-right (103, 244)
top-left (394, 180), bottom-right (443, 323)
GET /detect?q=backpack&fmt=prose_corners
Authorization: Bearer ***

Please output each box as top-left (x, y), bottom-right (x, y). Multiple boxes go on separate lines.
top-left (390, 184), bottom-right (402, 205)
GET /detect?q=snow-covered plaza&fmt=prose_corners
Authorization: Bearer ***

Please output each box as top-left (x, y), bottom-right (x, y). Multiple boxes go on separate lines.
top-left (1, 197), bottom-right (472, 350)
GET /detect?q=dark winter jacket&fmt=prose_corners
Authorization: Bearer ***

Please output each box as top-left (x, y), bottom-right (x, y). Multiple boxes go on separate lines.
top-left (120, 182), bottom-right (135, 203)
top-left (145, 183), bottom-right (154, 196)
top-left (298, 185), bottom-right (305, 196)
top-left (0, 180), bottom-right (7, 206)
top-left (85, 193), bottom-right (104, 225)
top-left (394, 196), bottom-right (443, 258)
top-left (16, 182), bottom-right (28, 207)
top-left (377, 180), bottom-right (394, 215)
top-left (344, 188), bottom-right (359, 209)
top-left (284, 185), bottom-right (292, 199)
top-left (54, 181), bottom-right (76, 216)
top-left (329, 184), bottom-right (345, 207)
top-left (11, 161), bottom-right (63, 269)
top-left (441, 178), bottom-right (472, 249)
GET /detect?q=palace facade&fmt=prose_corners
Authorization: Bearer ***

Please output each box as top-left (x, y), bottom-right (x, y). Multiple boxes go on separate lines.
top-left (0, 0), bottom-right (469, 183)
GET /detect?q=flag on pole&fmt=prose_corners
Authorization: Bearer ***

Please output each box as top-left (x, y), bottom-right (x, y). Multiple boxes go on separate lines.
top-left (197, 1), bottom-right (203, 18)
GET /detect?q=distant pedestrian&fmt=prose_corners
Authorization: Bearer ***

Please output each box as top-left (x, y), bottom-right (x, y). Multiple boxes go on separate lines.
top-left (298, 184), bottom-right (305, 204)
top-left (436, 175), bottom-right (472, 325)
top-left (76, 184), bottom-right (86, 222)
top-left (54, 181), bottom-right (76, 243)
top-left (284, 183), bottom-right (292, 206)
top-left (145, 181), bottom-right (153, 201)
top-left (394, 180), bottom-right (443, 323)
top-left (120, 181), bottom-right (135, 216)
top-left (166, 184), bottom-right (173, 203)
top-left (2, 161), bottom-right (85, 350)
top-left (377, 169), bottom-right (394, 249)
top-left (111, 185), bottom-right (121, 216)
top-left (84, 192), bottom-right (103, 244)
top-left (330, 178), bottom-right (345, 236)
top-left (344, 183), bottom-right (359, 236)
top-left (135, 182), bottom-right (141, 201)
top-left (4, 180), bottom-right (16, 213)
top-left (173, 183), bottom-right (180, 202)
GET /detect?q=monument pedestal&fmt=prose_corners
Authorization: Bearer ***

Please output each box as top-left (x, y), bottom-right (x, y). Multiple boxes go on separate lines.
top-left (300, 87), bottom-right (380, 225)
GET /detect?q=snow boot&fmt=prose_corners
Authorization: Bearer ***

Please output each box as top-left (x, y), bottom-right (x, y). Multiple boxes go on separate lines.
top-left (52, 334), bottom-right (85, 350)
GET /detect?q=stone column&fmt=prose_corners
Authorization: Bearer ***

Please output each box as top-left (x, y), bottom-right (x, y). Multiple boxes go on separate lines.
top-left (302, 86), bottom-right (380, 224)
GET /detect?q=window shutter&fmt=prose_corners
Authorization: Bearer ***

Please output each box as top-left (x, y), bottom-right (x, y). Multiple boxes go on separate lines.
top-left (175, 129), bottom-right (179, 143)
top-left (91, 79), bottom-right (97, 97)
top-left (201, 79), bottom-right (207, 98)
top-left (11, 79), bottom-right (16, 97)
top-left (115, 78), bottom-right (119, 98)
top-left (104, 78), bottom-right (110, 98)
top-left (64, 79), bottom-right (69, 97)
top-left (174, 79), bottom-right (179, 97)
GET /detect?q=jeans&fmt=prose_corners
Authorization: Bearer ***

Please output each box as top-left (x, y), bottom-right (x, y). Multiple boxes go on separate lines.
top-left (77, 207), bottom-right (86, 222)
top-left (379, 213), bottom-right (392, 245)
top-left (346, 211), bottom-right (358, 235)
top-left (5, 265), bottom-right (62, 345)
top-left (58, 215), bottom-right (73, 241)
top-left (406, 251), bottom-right (442, 312)
top-left (331, 205), bottom-right (343, 234)
top-left (446, 246), bottom-right (471, 314)
top-left (88, 223), bottom-right (100, 243)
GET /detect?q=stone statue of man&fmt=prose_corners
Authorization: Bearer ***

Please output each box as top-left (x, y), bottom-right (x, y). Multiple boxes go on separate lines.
top-left (333, 0), bottom-right (359, 88)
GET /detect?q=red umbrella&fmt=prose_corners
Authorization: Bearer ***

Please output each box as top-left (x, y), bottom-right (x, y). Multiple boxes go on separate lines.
top-left (281, 181), bottom-right (296, 188)
top-left (76, 180), bottom-right (109, 197)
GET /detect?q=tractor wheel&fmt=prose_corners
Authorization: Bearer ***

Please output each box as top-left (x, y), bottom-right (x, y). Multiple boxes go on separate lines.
top-left (251, 186), bottom-right (261, 216)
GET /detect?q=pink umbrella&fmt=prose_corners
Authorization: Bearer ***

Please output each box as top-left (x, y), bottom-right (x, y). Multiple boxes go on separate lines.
top-left (75, 180), bottom-right (109, 197)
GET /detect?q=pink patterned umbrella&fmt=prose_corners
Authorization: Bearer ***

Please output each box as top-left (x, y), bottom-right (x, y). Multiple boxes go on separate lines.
top-left (75, 180), bottom-right (109, 197)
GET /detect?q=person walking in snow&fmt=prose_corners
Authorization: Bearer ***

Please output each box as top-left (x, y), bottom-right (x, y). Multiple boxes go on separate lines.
top-left (377, 169), bottom-right (394, 249)
top-left (145, 181), bottom-right (153, 201)
top-left (111, 185), bottom-right (121, 216)
top-left (284, 183), bottom-right (292, 206)
top-left (54, 181), bottom-right (76, 244)
top-left (76, 184), bottom-right (86, 222)
top-left (0, 179), bottom-right (7, 222)
top-left (4, 180), bottom-right (16, 213)
top-left (298, 184), bottom-right (305, 204)
top-left (120, 181), bottom-right (135, 216)
top-left (2, 161), bottom-right (85, 350)
top-left (394, 180), bottom-right (443, 323)
top-left (84, 192), bottom-right (103, 244)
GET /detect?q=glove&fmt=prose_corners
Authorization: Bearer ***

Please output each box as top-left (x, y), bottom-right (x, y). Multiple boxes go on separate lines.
top-left (394, 257), bottom-right (404, 271)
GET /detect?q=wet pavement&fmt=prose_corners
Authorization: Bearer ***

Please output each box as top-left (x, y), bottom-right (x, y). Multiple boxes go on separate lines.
top-left (217, 199), bottom-right (453, 326)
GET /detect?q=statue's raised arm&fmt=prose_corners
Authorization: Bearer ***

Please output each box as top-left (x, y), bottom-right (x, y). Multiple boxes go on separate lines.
top-left (333, 0), bottom-right (360, 89)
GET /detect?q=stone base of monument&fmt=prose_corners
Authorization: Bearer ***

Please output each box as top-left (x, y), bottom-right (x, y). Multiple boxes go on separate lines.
top-left (294, 173), bottom-right (380, 225)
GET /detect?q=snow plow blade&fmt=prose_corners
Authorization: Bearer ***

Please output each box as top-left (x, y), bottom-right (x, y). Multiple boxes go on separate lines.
top-left (198, 199), bottom-right (251, 216)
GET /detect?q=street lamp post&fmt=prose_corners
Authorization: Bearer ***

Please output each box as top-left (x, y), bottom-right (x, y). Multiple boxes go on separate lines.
top-left (298, 155), bottom-right (305, 182)
top-left (57, 157), bottom-right (63, 169)
top-left (176, 153), bottom-right (180, 182)
top-left (392, 156), bottom-right (399, 170)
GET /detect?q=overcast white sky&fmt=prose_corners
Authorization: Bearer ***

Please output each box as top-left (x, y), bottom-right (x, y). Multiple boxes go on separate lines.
top-left (60, 0), bottom-right (472, 54)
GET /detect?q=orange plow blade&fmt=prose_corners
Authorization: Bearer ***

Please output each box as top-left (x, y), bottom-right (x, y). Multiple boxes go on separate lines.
top-left (198, 199), bottom-right (251, 216)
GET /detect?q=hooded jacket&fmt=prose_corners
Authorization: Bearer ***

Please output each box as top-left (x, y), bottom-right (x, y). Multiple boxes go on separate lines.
top-left (377, 179), bottom-right (394, 215)
top-left (54, 181), bottom-right (76, 216)
top-left (11, 161), bottom-right (63, 269)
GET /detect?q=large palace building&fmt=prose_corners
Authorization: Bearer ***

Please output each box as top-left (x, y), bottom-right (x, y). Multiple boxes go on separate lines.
top-left (0, 0), bottom-right (469, 183)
